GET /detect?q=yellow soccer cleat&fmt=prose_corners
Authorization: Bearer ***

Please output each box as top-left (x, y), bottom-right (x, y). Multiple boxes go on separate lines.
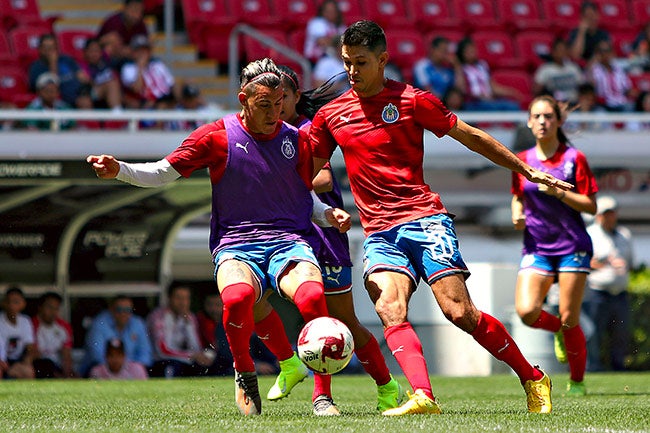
top-left (524, 370), bottom-right (552, 414)
top-left (381, 389), bottom-right (442, 416)
top-left (267, 352), bottom-right (309, 401)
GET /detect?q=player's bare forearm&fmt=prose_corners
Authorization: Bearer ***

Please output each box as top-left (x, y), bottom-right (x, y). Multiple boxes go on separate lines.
top-left (448, 120), bottom-right (572, 190)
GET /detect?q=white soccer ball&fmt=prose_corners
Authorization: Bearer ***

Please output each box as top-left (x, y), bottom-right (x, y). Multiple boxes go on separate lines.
top-left (297, 316), bottom-right (355, 375)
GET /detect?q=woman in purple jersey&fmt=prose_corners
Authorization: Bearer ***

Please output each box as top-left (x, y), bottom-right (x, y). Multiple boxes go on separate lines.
top-left (511, 95), bottom-right (598, 397)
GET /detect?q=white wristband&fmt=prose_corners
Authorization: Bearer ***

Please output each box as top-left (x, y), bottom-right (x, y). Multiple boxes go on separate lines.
top-left (311, 190), bottom-right (333, 227)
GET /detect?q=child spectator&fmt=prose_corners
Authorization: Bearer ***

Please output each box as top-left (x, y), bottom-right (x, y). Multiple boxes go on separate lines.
top-left (32, 292), bottom-right (76, 378)
top-left (78, 37), bottom-right (123, 110)
top-left (0, 287), bottom-right (35, 379)
top-left (89, 339), bottom-right (148, 380)
top-left (23, 73), bottom-right (76, 131)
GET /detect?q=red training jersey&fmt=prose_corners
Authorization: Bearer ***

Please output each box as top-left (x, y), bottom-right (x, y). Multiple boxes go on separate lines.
top-left (310, 80), bottom-right (457, 235)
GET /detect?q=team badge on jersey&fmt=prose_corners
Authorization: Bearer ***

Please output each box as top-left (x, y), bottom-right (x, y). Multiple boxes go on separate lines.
top-left (281, 136), bottom-right (296, 159)
top-left (381, 103), bottom-right (399, 124)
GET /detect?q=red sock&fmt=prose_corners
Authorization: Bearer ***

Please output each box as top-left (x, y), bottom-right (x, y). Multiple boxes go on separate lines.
top-left (384, 322), bottom-right (433, 399)
top-left (471, 312), bottom-right (543, 383)
top-left (355, 334), bottom-right (391, 386)
top-left (563, 325), bottom-right (587, 382)
top-left (292, 280), bottom-right (328, 322)
top-left (221, 283), bottom-right (256, 372)
top-left (313, 373), bottom-right (332, 401)
top-left (530, 310), bottom-right (562, 332)
top-left (254, 309), bottom-right (294, 362)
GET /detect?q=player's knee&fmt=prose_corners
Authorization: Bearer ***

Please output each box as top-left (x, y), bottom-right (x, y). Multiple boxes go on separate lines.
top-left (516, 304), bottom-right (541, 326)
top-left (221, 283), bottom-right (256, 310)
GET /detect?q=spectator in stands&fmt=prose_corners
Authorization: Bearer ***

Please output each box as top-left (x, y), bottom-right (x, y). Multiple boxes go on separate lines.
top-left (79, 37), bottom-right (123, 110)
top-left (98, 0), bottom-right (149, 69)
top-left (586, 40), bottom-right (635, 112)
top-left (442, 86), bottom-right (465, 111)
top-left (313, 36), bottom-right (346, 87)
top-left (627, 91), bottom-right (650, 130)
top-left (89, 338), bottom-right (149, 380)
top-left (304, 0), bottom-right (346, 64)
top-left (456, 37), bottom-right (522, 111)
top-left (28, 34), bottom-right (85, 107)
top-left (564, 82), bottom-right (611, 132)
top-left (23, 73), bottom-right (76, 131)
top-left (0, 337), bottom-right (7, 379)
top-left (413, 36), bottom-right (465, 99)
top-left (32, 292), bottom-right (76, 378)
top-left (533, 38), bottom-right (584, 104)
top-left (567, 1), bottom-right (611, 63)
top-left (0, 287), bottom-right (35, 379)
top-left (120, 34), bottom-right (179, 109)
top-left (147, 286), bottom-right (214, 378)
top-left (197, 293), bottom-right (278, 376)
top-left (631, 22), bottom-right (650, 71)
top-left (80, 294), bottom-right (152, 376)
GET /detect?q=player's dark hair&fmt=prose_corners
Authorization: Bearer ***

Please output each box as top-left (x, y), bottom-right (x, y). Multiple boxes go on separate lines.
top-left (278, 65), bottom-right (300, 93)
top-left (342, 20), bottom-right (386, 54)
top-left (239, 58), bottom-right (282, 94)
top-left (528, 95), bottom-right (571, 146)
top-left (297, 72), bottom-right (350, 120)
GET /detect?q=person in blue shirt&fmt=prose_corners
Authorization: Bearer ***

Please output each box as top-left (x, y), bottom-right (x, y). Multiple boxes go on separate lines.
top-left (412, 36), bottom-right (465, 99)
top-left (80, 294), bottom-right (152, 376)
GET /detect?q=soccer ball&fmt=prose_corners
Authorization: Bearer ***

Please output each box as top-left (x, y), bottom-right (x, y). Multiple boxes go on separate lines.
top-left (297, 316), bottom-right (355, 375)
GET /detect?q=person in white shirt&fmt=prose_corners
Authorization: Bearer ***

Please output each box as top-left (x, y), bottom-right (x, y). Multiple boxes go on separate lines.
top-left (0, 287), bottom-right (35, 378)
top-left (304, 0), bottom-right (346, 64)
top-left (585, 196), bottom-right (635, 371)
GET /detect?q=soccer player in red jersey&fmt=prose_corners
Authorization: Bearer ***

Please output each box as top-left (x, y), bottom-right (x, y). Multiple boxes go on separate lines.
top-left (310, 20), bottom-right (572, 415)
top-left (87, 58), bottom-right (351, 416)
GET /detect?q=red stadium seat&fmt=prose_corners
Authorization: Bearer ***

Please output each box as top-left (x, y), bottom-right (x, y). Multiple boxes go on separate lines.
top-left (514, 31), bottom-right (556, 71)
top-left (181, 0), bottom-right (236, 47)
top-left (365, 0), bottom-right (414, 29)
top-left (274, 0), bottom-right (317, 31)
top-left (0, 30), bottom-right (14, 64)
top-left (0, 65), bottom-right (34, 106)
top-left (496, 0), bottom-right (546, 32)
top-left (630, 72), bottom-right (650, 92)
top-left (8, 25), bottom-right (50, 68)
top-left (57, 30), bottom-right (95, 63)
top-left (336, 0), bottom-right (366, 25)
top-left (593, 0), bottom-right (631, 31)
top-left (630, 0), bottom-right (650, 27)
top-left (457, 0), bottom-right (502, 31)
top-left (242, 29), bottom-right (288, 63)
top-left (491, 68), bottom-right (533, 108)
top-left (229, 0), bottom-right (282, 29)
top-left (471, 30), bottom-right (526, 70)
top-left (408, 0), bottom-right (461, 31)
top-left (384, 29), bottom-right (426, 82)
top-left (542, 0), bottom-right (583, 35)
top-left (610, 30), bottom-right (638, 57)
top-left (287, 28), bottom-right (306, 53)
top-left (0, 0), bottom-right (56, 31)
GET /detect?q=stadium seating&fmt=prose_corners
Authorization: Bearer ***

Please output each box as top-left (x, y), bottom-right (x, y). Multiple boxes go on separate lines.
top-left (471, 30), bottom-right (526, 70)
top-left (457, 0), bottom-right (503, 31)
top-left (542, 0), bottom-right (583, 35)
top-left (230, 0), bottom-right (282, 29)
top-left (630, 72), bottom-right (650, 92)
top-left (593, 0), bottom-right (631, 31)
top-left (8, 25), bottom-right (50, 69)
top-left (57, 30), bottom-right (95, 63)
top-left (408, 0), bottom-right (462, 31)
top-left (610, 29), bottom-right (639, 57)
top-left (274, 0), bottom-right (317, 32)
top-left (425, 29), bottom-right (466, 53)
top-left (630, 0), bottom-right (650, 27)
top-left (497, 0), bottom-right (547, 32)
top-left (0, 30), bottom-right (15, 65)
top-left (0, 65), bottom-right (33, 107)
top-left (181, 0), bottom-right (238, 64)
top-left (242, 29), bottom-right (288, 63)
top-left (337, 0), bottom-right (367, 25)
top-left (365, 0), bottom-right (414, 30)
top-left (514, 30), bottom-right (556, 72)
top-left (383, 29), bottom-right (426, 82)
top-left (0, 0), bottom-right (56, 32)
top-left (491, 68), bottom-right (533, 108)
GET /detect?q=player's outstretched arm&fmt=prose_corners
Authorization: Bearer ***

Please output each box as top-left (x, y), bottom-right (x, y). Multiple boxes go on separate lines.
top-left (87, 154), bottom-right (120, 179)
top-left (447, 119), bottom-right (573, 191)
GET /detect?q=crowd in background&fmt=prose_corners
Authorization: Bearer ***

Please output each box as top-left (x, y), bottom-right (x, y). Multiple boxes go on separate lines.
top-left (3, 0), bottom-right (650, 131)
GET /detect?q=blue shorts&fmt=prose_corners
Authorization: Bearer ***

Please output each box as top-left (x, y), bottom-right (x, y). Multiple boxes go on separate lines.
top-left (214, 239), bottom-right (320, 297)
top-left (519, 252), bottom-right (592, 276)
top-left (363, 214), bottom-right (470, 287)
top-left (321, 265), bottom-right (352, 295)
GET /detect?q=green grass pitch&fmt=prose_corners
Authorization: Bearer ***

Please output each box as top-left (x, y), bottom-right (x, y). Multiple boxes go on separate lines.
top-left (0, 372), bottom-right (648, 432)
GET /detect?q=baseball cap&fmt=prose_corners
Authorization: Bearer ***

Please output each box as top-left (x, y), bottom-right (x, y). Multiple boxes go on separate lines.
top-left (596, 196), bottom-right (617, 214)
top-left (130, 34), bottom-right (151, 49)
top-left (36, 72), bottom-right (59, 90)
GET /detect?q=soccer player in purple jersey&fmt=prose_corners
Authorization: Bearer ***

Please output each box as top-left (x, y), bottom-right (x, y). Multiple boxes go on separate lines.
top-left (310, 20), bottom-right (573, 415)
top-left (251, 66), bottom-right (404, 413)
top-left (87, 58), bottom-right (352, 416)
top-left (512, 95), bottom-right (598, 397)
